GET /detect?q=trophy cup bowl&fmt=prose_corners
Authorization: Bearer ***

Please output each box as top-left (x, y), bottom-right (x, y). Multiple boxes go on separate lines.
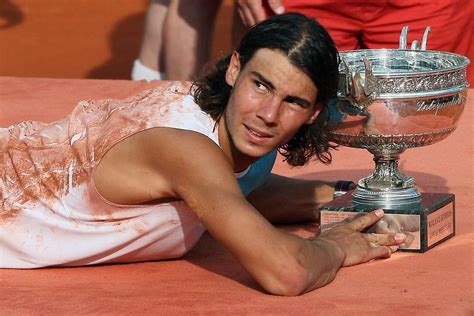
top-left (329, 48), bottom-right (469, 209)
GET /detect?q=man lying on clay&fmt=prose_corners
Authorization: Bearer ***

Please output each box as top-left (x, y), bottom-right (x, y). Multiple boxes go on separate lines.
top-left (0, 13), bottom-right (406, 296)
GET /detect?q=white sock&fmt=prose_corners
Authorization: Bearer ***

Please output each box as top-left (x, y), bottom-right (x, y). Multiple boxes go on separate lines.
top-left (131, 59), bottom-right (166, 81)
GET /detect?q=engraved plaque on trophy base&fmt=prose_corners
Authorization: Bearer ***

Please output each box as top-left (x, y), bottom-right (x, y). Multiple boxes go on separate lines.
top-left (319, 192), bottom-right (455, 252)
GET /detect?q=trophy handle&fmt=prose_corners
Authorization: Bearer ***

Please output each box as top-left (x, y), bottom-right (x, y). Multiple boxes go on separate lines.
top-left (399, 25), bottom-right (431, 50)
top-left (339, 58), bottom-right (378, 112)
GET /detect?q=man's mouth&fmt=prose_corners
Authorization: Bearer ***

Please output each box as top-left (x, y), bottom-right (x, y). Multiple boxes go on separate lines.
top-left (244, 124), bottom-right (273, 140)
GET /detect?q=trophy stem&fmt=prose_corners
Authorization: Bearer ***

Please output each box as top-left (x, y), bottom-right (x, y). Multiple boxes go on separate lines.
top-left (353, 149), bottom-right (421, 209)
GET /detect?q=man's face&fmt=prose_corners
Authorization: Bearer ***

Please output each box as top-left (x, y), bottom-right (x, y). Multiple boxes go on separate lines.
top-left (220, 48), bottom-right (321, 164)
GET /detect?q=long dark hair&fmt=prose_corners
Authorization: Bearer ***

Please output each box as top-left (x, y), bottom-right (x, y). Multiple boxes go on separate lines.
top-left (192, 13), bottom-right (339, 166)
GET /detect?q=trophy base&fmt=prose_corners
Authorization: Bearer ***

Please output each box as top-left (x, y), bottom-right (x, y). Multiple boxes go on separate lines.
top-left (319, 192), bottom-right (455, 252)
top-left (352, 186), bottom-right (422, 209)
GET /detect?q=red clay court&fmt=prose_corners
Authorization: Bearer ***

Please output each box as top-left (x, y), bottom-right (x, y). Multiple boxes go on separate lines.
top-left (1, 77), bottom-right (472, 314)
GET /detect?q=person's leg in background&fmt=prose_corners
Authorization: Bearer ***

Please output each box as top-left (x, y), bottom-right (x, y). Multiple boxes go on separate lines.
top-left (132, 0), bottom-right (170, 81)
top-left (132, 0), bottom-right (223, 81)
top-left (163, 0), bottom-right (222, 80)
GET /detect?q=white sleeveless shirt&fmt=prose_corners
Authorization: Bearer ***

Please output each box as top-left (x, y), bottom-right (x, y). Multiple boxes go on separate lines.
top-left (0, 82), bottom-right (276, 268)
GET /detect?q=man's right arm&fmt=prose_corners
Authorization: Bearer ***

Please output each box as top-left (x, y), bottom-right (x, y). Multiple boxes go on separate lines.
top-left (143, 128), bottom-right (405, 295)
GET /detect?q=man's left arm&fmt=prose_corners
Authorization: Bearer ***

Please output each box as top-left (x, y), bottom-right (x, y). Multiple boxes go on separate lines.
top-left (246, 173), bottom-right (337, 224)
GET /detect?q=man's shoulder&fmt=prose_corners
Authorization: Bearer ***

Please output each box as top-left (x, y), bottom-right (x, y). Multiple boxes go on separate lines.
top-left (142, 82), bottom-right (218, 145)
top-left (139, 127), bottom-right (230, 178)
top-left (146, 81), bottom-right (204, 114)
top-left (149, 80), bottom-right (193, 98)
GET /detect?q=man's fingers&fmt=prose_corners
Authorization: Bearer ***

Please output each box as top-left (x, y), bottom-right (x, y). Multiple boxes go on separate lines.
top-left (365, 232), bottom-right (406, 246)
top-left (236, 0), bottom-right (266, 26)
top-left (368, 246), bottom-right (392, 260)
top-left (248, 1), bottom-right (267, 23)
top-left (399, 232), bottom-right (415, 248)
top-left (268, 0), bottom-right (285, 14)
top-left (389, 245), bottom-right (399, 252)
top-left (346, 209), bottom-right (384, 232)
top-left (236, 0), bottom-right (283, 26)
top-left (237, 6), bottom-right (256, 26)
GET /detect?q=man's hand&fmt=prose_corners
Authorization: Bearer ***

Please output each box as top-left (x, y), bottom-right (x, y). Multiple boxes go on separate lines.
top-left (235, 0), bottom-right (285, 26)
top-left (316, 210), bottom-right (406, 267)
top-left (367, 214), bottom-right (419, 248)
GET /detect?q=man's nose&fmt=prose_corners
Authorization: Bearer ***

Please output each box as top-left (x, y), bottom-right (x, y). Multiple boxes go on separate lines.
top-left (256, 97), bottom-right (281, 124)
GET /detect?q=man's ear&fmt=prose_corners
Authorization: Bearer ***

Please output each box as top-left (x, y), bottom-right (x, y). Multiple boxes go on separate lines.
top-left (225, 51), bottom-right (241, 87)
top-left (305, 102), bottom-right (324, 124)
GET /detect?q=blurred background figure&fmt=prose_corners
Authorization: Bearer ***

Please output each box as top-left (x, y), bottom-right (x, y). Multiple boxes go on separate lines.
top-left (0, 0), bottom-right (24, 29)
top-left (1, 1), bottom-right (470, 81)
top-left (132, 0), bottom-right (223, 81)
top-left (233, 0), bottom-right (473, 83)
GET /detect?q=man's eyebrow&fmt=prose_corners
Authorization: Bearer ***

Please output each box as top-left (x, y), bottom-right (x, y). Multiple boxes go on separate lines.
top-left (251, 71), bottom-right (275, 90)
top-left (285, 95), bottom-right (312, 108)
top-left (251, 71), bottom-right (312, 107)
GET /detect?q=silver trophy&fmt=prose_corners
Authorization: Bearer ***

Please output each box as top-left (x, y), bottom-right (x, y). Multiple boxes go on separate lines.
top-left (320, 27), bottom-right (470, 251)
